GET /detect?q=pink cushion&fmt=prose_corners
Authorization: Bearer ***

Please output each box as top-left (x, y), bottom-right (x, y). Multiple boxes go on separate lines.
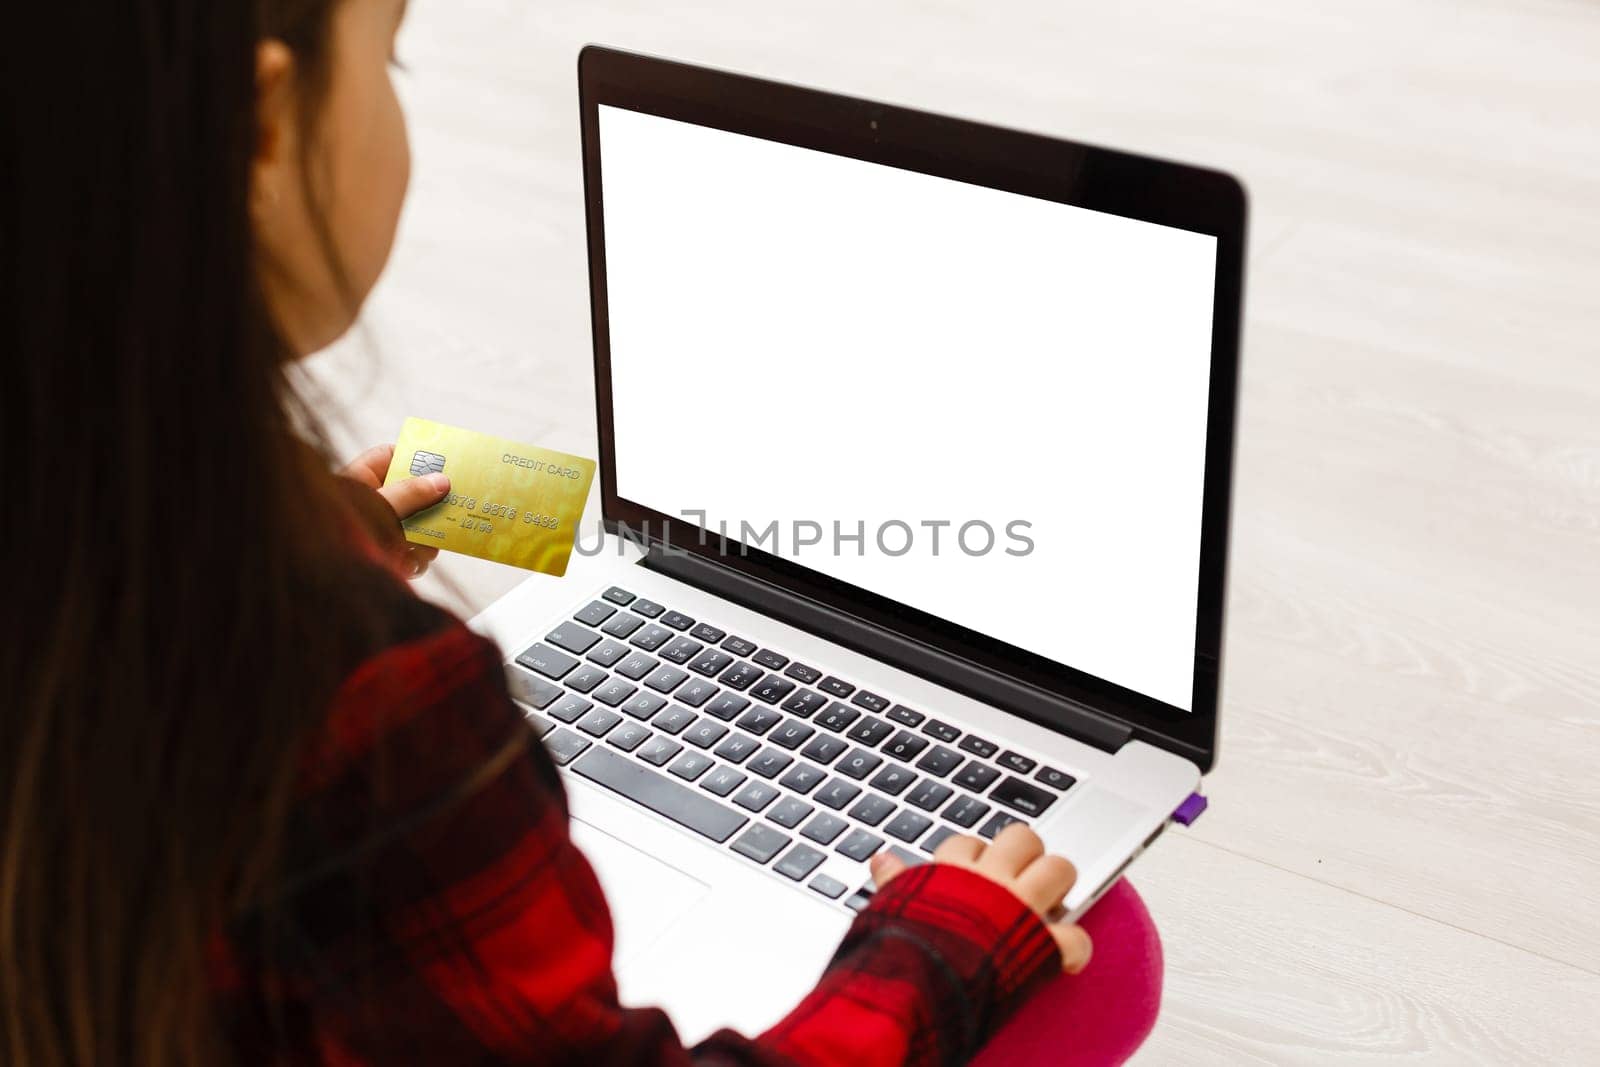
top-left (971, 880), bottom-right (1163, 1066)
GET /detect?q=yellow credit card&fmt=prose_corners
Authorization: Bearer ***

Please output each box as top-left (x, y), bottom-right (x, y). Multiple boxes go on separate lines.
top-left (382, 417), bottom-right (596, 576)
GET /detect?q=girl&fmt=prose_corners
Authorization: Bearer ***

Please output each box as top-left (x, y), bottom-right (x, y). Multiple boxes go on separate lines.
top-left (2, 0), bottom-right (1160, 1063)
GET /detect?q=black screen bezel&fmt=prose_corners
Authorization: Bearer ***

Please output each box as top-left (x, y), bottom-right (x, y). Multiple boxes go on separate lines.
top-left (578, 45), bottom-right (1244, 771)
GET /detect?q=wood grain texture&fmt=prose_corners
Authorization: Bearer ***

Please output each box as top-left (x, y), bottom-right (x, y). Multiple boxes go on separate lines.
top-left (303, 0), bottom-right (1600, 1060)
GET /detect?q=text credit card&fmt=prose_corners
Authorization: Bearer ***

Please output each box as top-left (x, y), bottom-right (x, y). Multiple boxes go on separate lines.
top-left (383, 417), bottom-right (596, 576)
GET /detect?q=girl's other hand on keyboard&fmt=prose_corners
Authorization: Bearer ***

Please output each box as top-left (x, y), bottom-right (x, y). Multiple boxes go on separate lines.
top-left (869, 822), bottom-right (1093, 973)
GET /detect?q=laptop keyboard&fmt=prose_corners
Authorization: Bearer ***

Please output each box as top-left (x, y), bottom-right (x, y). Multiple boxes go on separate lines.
top-left (505, 585), bottom-right (1080, 909)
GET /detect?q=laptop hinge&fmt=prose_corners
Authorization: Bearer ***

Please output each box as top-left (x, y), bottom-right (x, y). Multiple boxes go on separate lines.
top-left (639, 548), bottom-right (1134, 755)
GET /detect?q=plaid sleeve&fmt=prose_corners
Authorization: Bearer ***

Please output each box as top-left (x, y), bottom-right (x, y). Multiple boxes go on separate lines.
top-left (229, 618), bottom-right (1059, 1066)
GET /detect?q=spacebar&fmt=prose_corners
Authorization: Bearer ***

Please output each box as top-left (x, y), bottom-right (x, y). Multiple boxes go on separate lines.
top-left (571, 747), bottom-right (748, 844)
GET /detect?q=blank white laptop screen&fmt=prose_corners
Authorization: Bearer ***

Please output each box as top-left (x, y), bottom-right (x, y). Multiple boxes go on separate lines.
top-left (598, 105), bottom-right (1218, 712)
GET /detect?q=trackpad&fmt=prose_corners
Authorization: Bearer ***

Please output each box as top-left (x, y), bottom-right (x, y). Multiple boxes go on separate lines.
top-left (569, 818), bottom-right (710, 966)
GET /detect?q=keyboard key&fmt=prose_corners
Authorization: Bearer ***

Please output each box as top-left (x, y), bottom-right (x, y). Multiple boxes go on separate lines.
top-left (630, 599), bottom-right (666, 618)
top-left (784, 662), bottom-right (822, 684)
top-left (814, 779), bottom-right (862, 810)
top-left (818, 676), bottom-right (855, 698)
top-left (644, 664), bottom-right (689, 693)
top-left (700, 766), bottom-right (746, 797)
top-left (979, 811), bottom-right (1024, 839)
top-left (506, 667), bottom-right (564, 709)
top-left (718, 661), bottom-right (764, 691)
top-left (953, 763), bottom-right (1001, 792)
top-left (769, 719), bottom-right (816, 750)
top-left (731, 824), bottom-right (791, 864)
top-left (525, 711), bottom-right (556, 738)
top-left (547, 693), bottom-right (593, 723)
top-left (990, 776), bottom-right (1057, 817)
top-left (845, 717), bottom-right (894, 747)
top-left (658, 636), bottom-right (704, 665)
top-left (674, 678), bottom-right (719, 707)
top-left (750, 677), bottom-right (797, 704)
top-left (998, 751), bottom-right (1037, 775)
top-left (942, 795), bottom-right (991, 828)
top-left (746, 748), bottom-right (794, 779)
top-left (614, 651), bottom-right (658, 680)
top-left (921, 719), bottom-right (961, 743)
top-left (774, 843), bottom-right (826, 881)
top-left (713, 732), bottom-right (761, 763)
top-left (592, 679), bottom-right (637, 707)
top-left (767, 796), bottom-right (815, 828)
top-left (629, 624), bottom-right (675, 652)
top-left (915, 746), bottom-right (963, 777)
top-left (733, 780), bottom-right (780, 812)
top-left (563, 665), bottom-right (608, 693)
top-left (688, 649), bottom-right (734, 677)
top-left (958, 734), bottom-right (999, 759)
top-left (905, 780), bottom-right (955, 812)
top-left (659, 610), bottom-right (695, 631)
top-left (753, 648), bottom-right (789, 670)
top-left (606, 722), bottom-right (651, 752)
top-left (601, 586), bottom-right (636, 606)
top-left (920, 825), bottom-right (959, 854)
top-left (689, 622), bottom-right (726, 643)
top-left (848, 794), bottom-right (895, 827)
top-left (585, 638), bottom-right (631, 667)
top-left (868, 765), bottom-right (916, 796)
top-left (576, 707), bottom-right (623, 737)
top-left (721, 635), bottom-right (758, 656)
top-left (572, 747), bottom-right (746, 842)
top-left (701, 692), bottom-right (750, 721)
top-left (574, 600), bottom-right (617, 626)
top-left (735, 706), bottom-right (781, 735)
top-left (619, 691), bottom-right (667, 720)
top-left (516, 643), bottom-right (578, 679)
top-left (816, 703), bottom-right (860, 733)
top-left (835, 829), bottom-right (884, 862)
top-left (836, 749), bottom-right (882, 780)
top-left (882, 731), bottom-right (929, 761)
top-left (547, 621), bottom-right (602, 655)
top-left (851, 690), bottom-right (889, 713)
top-left (635, 736), bottom-right (682, 766)
top-left (778, 762), bottom-right (826, 794)
top-left (652, 705), bottom-right (697, 735)
top-left (887, 704), bottom-right (926, 727)
top-left (1036, 766), bottom-right (1077, 791)
top-left (809, 873), bottom-right (848, 899)
top-left (800, 734), bottom-right (849, 765)
top-left (669, 751), bottom-right (715, 781)
top-left (544, 728), bottom-right (590, 765)
top-left (801, 812), bottom-right (849, 846)
top-left (601, 612), bottom-right (644, 638)
top-left (847, 887), bottom-right (876, 910)
top-left (682, 719), bottom-right (729, 749)
top-left (780, 689), bottom-right (829, 718)
top-left (883, 810), bottom-right (934, 843)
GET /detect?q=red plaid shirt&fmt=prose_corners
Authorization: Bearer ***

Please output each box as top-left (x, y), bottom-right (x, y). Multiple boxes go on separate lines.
top-left (213, 571), bottom-right (1060, 1065)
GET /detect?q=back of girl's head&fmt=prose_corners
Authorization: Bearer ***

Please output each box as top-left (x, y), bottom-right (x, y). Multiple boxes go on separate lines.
top-left (2, 1), bottom-right (395, 1062)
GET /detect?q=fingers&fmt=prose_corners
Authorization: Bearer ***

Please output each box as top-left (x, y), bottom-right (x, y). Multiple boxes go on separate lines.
top-left (378, 473), bottom-right (450, 521)
top-left (404, 544), bottom-right (439, 579)
top-left (932, 832), bottom-right (984, 866)
top-left (339, 444), bottom-right (395, 489)
top-left (980, 822), bottom-right (1045, 878)
top-left (1014, 853), bottom-right (1077, 914)
top-left (869, 851), bottom-right (909, 890)
top-left (1049, 922), bottom-right (1093, 974)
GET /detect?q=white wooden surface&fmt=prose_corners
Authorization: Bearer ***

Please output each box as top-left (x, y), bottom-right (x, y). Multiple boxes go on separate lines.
top-left (307, 1), bottom-right (1600, 1061)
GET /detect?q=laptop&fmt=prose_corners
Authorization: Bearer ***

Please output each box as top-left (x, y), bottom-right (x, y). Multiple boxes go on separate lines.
top-left (470, 45), bottom-right (1246, 1043)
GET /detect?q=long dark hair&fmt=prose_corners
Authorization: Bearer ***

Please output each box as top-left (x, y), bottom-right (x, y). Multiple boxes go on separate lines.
top-left (1, 1), bottom-right (391, 1062)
